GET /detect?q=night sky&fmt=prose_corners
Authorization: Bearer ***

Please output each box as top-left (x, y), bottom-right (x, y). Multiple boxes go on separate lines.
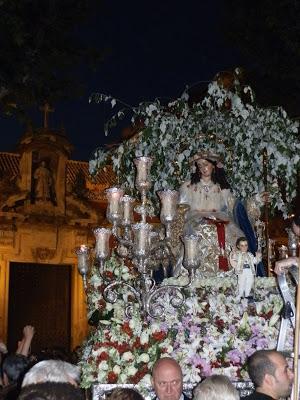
top-left (0, 1), bottom-right (242, 161)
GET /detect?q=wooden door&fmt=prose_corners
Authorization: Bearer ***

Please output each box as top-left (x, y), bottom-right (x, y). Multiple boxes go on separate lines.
top-left (7, 262), bottom-right (71, 355)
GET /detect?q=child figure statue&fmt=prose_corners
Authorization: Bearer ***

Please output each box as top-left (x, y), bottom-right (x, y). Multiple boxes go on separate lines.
top-left (229, 237), bottom-right (262, 299)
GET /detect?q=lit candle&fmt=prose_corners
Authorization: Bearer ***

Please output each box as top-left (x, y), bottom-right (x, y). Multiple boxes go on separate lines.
top-left (94, 228), bottom-right (111, 259)
top-left (75, 244), bottom-right (90, 276)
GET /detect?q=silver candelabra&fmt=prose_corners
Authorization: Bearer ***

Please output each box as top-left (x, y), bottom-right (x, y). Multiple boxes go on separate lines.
top-left (76, 156), bottom-right (203, 319)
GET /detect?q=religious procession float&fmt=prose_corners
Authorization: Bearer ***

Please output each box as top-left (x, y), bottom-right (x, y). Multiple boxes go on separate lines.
top-left (76, 69), bottom-right (300, 398)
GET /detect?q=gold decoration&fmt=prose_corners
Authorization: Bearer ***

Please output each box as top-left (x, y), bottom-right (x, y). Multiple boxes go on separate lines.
top-left (32, 247), bottom-right (56, 261)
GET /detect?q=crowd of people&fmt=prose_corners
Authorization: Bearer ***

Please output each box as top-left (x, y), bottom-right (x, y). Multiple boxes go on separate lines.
top-left (0, 344), bottom-right (295, 400)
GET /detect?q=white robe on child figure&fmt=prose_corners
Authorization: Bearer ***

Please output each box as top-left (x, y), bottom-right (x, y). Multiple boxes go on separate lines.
top-left (230, 250), bottom-right (261, 298)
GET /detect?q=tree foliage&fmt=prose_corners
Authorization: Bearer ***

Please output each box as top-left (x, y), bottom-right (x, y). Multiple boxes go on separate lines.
top-left (223, 0), bottom-right (300, 113)
top-left (0, 0), bottom-right (102, 118)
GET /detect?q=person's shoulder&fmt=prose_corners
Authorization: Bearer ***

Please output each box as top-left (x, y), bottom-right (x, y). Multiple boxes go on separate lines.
top-left (243, 392), bottom-right (275, 400)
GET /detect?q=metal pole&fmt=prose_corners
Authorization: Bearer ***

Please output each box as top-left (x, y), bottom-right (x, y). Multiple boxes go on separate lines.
top-left (262, 149), bottom-right (271, 276)
top-left (293, 275), bottom-right (300, 400)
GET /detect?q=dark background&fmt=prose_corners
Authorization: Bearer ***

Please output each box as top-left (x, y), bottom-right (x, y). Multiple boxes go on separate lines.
top-left (0, 0), bottom-right (299, 160)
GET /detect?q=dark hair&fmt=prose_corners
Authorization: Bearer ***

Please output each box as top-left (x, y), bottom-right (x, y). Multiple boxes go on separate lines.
top-left (190, 159), bottom-right (231, 190)
top-left (2, 354), bottom-right (30, 384)
top-left (107, 388), bottom-right (144, 400)
top-left (247, 350), bottom-right (278, 387)
top-left (18, 382), bottom-right (85, 400)
top-left (236, 237), bottom-right (248, 248)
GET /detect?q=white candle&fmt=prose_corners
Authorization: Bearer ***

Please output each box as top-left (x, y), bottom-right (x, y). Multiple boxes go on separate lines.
top-left (75, 245), bottom-right (89, 275)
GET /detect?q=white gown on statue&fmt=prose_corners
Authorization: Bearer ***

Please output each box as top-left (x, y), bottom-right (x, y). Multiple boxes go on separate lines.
top-left (174, 179), bottom-right (244, 276)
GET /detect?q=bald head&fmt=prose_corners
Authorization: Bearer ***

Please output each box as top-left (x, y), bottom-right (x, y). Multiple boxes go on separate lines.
top-left (152, 358), bottom-right (183, 400)
top-left (152, 358), bottom-right (182, 378)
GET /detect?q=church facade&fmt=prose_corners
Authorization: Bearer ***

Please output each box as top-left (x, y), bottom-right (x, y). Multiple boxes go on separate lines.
top-left (0, 123), bottom-right (115, 352)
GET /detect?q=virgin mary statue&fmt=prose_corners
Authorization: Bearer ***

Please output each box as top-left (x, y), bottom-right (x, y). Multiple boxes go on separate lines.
top-left (174, 151), bottom-right (264, 276)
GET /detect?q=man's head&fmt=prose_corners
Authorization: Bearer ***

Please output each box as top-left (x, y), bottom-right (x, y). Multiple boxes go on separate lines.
top-left (18, 382), bottom-right (84, 400)
top-left (22, 360), bottom-right (80, 387)
top-left (151, 357), bottom-right (183, 400)
top-left (247, 350), bottom-right (293, 399)
top-left (1, 353), bottom-right (30, 386)
top-left (236, 237), bottom-right (248, 252)
top-left (193, 375), bottom-right (239, 400)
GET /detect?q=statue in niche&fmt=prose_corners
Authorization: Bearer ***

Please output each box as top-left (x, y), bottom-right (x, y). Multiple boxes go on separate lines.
top-left (174, 151), bottom-right (265, 276)
top-left (33, 161), bottom-right (54, 203)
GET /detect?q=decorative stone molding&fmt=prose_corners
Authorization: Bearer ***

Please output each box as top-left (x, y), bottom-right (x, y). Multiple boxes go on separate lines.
top-left (32, 247), bottom-right (56, 261)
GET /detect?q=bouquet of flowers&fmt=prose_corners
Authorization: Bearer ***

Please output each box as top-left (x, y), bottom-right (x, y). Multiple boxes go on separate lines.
top-left (79, 257), bottom-right (290, 391)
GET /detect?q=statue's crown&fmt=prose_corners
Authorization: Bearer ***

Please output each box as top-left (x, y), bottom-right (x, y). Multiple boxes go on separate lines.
top-left (189, 151), bottom-right (220, 164)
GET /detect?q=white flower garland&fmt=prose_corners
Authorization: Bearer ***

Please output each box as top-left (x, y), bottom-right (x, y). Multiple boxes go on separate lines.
top-left (89, 72), bottom-right (299, 216)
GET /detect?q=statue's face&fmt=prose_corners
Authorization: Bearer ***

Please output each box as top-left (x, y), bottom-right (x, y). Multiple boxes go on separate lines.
top-left (238, 240), bottom-right (248, 253)
top-left (197, 159), bottom-right (214, 178)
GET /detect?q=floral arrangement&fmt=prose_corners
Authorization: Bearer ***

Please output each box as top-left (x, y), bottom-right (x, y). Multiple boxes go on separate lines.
top-left (89, 69), bottom-right (299, 217)
top-left (79, 255), bottom-right (292, 395)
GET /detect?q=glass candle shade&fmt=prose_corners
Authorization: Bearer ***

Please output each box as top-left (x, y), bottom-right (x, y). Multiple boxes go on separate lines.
top-left (94, 228), bottom-right (111, 259)
top-left (105, 187), bottom-right (124, 222)
top-left (132, 223), bottom-right (152, 256)
top-left (75, 245), bottom-right (90, 276)
top-left (157, 189), bottom-right (179, 223)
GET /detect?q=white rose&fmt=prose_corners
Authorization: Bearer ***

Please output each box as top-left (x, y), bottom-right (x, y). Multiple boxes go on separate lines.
top-left (120, 373), bottom-right (127, 383)
top-left (140, 331), bottom-right (149, 345)
top-left (122, 351), bottom-right (134, 361)
top-left (127, 366), bottom-right (138, 376)
top-left (97, 370), bottom-right (107, 382)
top-left (98, 361), bottom-right (108, 371)
top-left (109, 348), bottom-right (118, 358)
top-left (138, 353), bottom-right (150, 363)
top-left (129, 319), bottom-right (136, 330)
top-left (138, 373), bottom-right (152, 386)
top-left (121, 266), bottom-right (129, 274)
top-left (150, 323), bottom-right (160, 333)
top-left (123, 272), bottom-right (130, 281)
top-left (165, 345), bottom-right (173, 354)
top-left (113, 365), bottom-right (121, 375)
